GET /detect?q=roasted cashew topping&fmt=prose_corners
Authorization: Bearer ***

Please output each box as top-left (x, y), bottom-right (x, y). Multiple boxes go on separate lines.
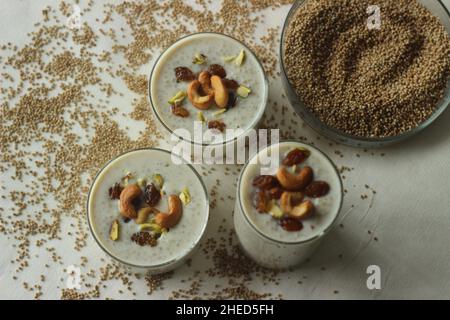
top-left (154, 195), bottom-right (183, 229)
top-left (198, 71), bottom-right (214, 96)
top-left (288, 200), bottom-right (315, 220)
top-left (210, 75), bottom-right (229, 108)
top-left (187, 80), bottom-right (214, 110)
top-left (119, 184), bottom-right (143, 219)
top-left (280, 191), bottom-right (304, 214)
top-left (276, 166), bottom-right (313, 191)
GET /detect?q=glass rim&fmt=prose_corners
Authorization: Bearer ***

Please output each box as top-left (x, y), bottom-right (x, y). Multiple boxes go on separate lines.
top-left (148, 31), bottom-right (269, 147)
top-left (237, 140), bottom-right (344, 246)
top-left (279, 0), bottom-right (450, 146)
top-left (86, 147), bottom-right (210, 269)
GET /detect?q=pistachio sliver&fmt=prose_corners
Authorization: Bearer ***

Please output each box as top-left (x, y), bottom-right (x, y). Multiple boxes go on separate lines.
top-left (268, 202), bottom-right (284, 219)
top-left (137, 178), bottom-right (146, 188)
top-left (152, 174), bottom-right (164, 189)
top-left (109, 219), bottom-right (120, 241)
top-left (139, 222), bottom-right (163, 234)
top-left (223, 55), bottom-right (237, 63)
top-left (179, 187), bottom-right (191, 206)
top-left (197, 111), bottom-right (206, 123)
top-left (235, 49), bottom-right (245, 66)
top-left (237, 85), bottom-right (251, 98)
top-left (213, 109), bottom-right (227, 117)
top-left (122, 171), bottom-right (133, 186)
top-left (193, 53), bottom-right (207, 65)
top-left (168, 91), bottom-right (186, 105)
top-left (135, 207), bottom-right (153, 224)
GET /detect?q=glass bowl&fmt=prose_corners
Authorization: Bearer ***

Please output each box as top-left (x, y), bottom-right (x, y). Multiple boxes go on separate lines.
top-left (280, 0), bottom-right (450, 148)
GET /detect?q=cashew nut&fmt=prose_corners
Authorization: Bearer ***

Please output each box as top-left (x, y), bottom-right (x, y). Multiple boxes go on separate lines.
top-left (198, 71), bottom-right (214, 95)
top-left (187, 80), bottom-right (214, 110)
top-left (288, 200), bottom-right (315, 220)
top-left (211, 75), bottom-right (229, 108)
top-left (119, 184), bottom-right (143, 219)
top-left (276, 166), bottom-right (313, 191)
top-left (280, 191), bottom-right (304, 214)
top-left (154, 195), bottom-right (183, 229)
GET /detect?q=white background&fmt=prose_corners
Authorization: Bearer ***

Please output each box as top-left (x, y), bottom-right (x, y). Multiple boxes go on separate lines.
top-left (0, 0), bottom-right (450, 299)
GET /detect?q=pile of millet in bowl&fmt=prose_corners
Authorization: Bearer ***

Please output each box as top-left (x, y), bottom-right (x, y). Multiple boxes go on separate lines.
top-left (283, 0), bottom-right (450, 138)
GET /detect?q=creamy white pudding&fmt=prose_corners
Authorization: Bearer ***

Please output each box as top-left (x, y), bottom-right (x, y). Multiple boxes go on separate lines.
top-left (150, 33), bottom-right (268, 146)
top-left (87, 149), bottom-right (209, 272)
top-left (234, 141), bottom-right (343, 269)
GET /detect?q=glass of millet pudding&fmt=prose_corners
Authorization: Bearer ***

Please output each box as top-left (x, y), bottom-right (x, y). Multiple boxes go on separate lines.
top-left (87, 148), bottom-right (209, 273)
top-left (149, 32), bottom-right (268, 149)
top-left (234, 141), bottom-right (343, 269)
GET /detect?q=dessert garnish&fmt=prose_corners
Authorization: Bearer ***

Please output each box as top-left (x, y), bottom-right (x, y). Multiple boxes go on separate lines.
top-left (168, 91), bottom-right (186, 105)
top-left (197, 111), bottom-right (206, 123)
top-left (192, 53), bottom-right (207, 65)
top-left (106, 172), bottom-right (188, 248)
top-left (171, 48), bottom-right (252, 128)
top-left (236, 85), bottom-right (251, 98)
top-left (251, 147), bottom-right (330, 232)
top-left (223, 55), bottom-right (237, 63)
top-left (224, 49), bottom-right (246, 66)
top-left (131, 232), bottom-right (158, 247)
top-left (179, 187), bottom-right (191, 206)
top-left (235, 49), bottom-right (245, 66)
top-left (213, 108), bottom-right (227, 117)
top-left (152, 174), bottom-right (164, 189)
top-left (171, 104), bottom-right (190, 118)
top-left (109, 219), bottom-right (120, 241)
top-left (108, 183), bottom-right (123, 200)
top-left (208, 64), bottom-right (226, 78)
top-left (207, 120), bottom-right (226, 133)
top-left (174, 66), bottom-right (196, 82)
top-left (222, 78), bottom-right (239, 91)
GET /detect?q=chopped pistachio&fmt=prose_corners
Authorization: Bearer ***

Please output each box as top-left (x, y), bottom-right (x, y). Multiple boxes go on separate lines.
top-left (109, 220), bottom-right (120, 241)
top-left (179, 187), bottom-right (191, 206)
top-left (213, 109), bottom-right (227, 117)
top-left (268, 202), bottom-right (284, 219)
top-left (223, 55), bottom-right (237, 63)
top-left (168, 91), bottom-right (186, 105)
top-left (152, 174), bottom-right (164, 189)
top-left (135, 207), bottom-right (153, 224)
top-left (122, 171), bottom-right (133, 186)
top-left (137, 178), bottom-right (146, 188)
top-left (235, 49), bottom-right (245, 66)
top-left (197, 111), bottom-right (206, 123)
top-left (193, 53), bottom-right (207, 65)
top-left (237, 85), bottom-right (251, 98)
top-left (139, 222), bottom-right (164, 234)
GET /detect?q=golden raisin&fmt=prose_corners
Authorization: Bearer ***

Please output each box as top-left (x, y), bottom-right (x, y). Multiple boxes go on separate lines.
top-left (171, 105), bottom-right (190, 118)
top-left (252, 175), bottom-right (279, 190)
top-left (174, 66), bottom-right (196, 82)
top-left (208, 64), bottom-right (226, 78)
top-left (144, 183), bottom-right (161, 206)
top-left (208, 120), bottom-right (226, 132)
top-left (305, 181), bottom-right (330, 198)
top-left (282, 148), bottom-right (310, 166)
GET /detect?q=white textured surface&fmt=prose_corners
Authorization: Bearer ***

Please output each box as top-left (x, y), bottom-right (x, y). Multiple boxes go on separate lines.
top-left (0, 0), bottom-right (450, 299)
